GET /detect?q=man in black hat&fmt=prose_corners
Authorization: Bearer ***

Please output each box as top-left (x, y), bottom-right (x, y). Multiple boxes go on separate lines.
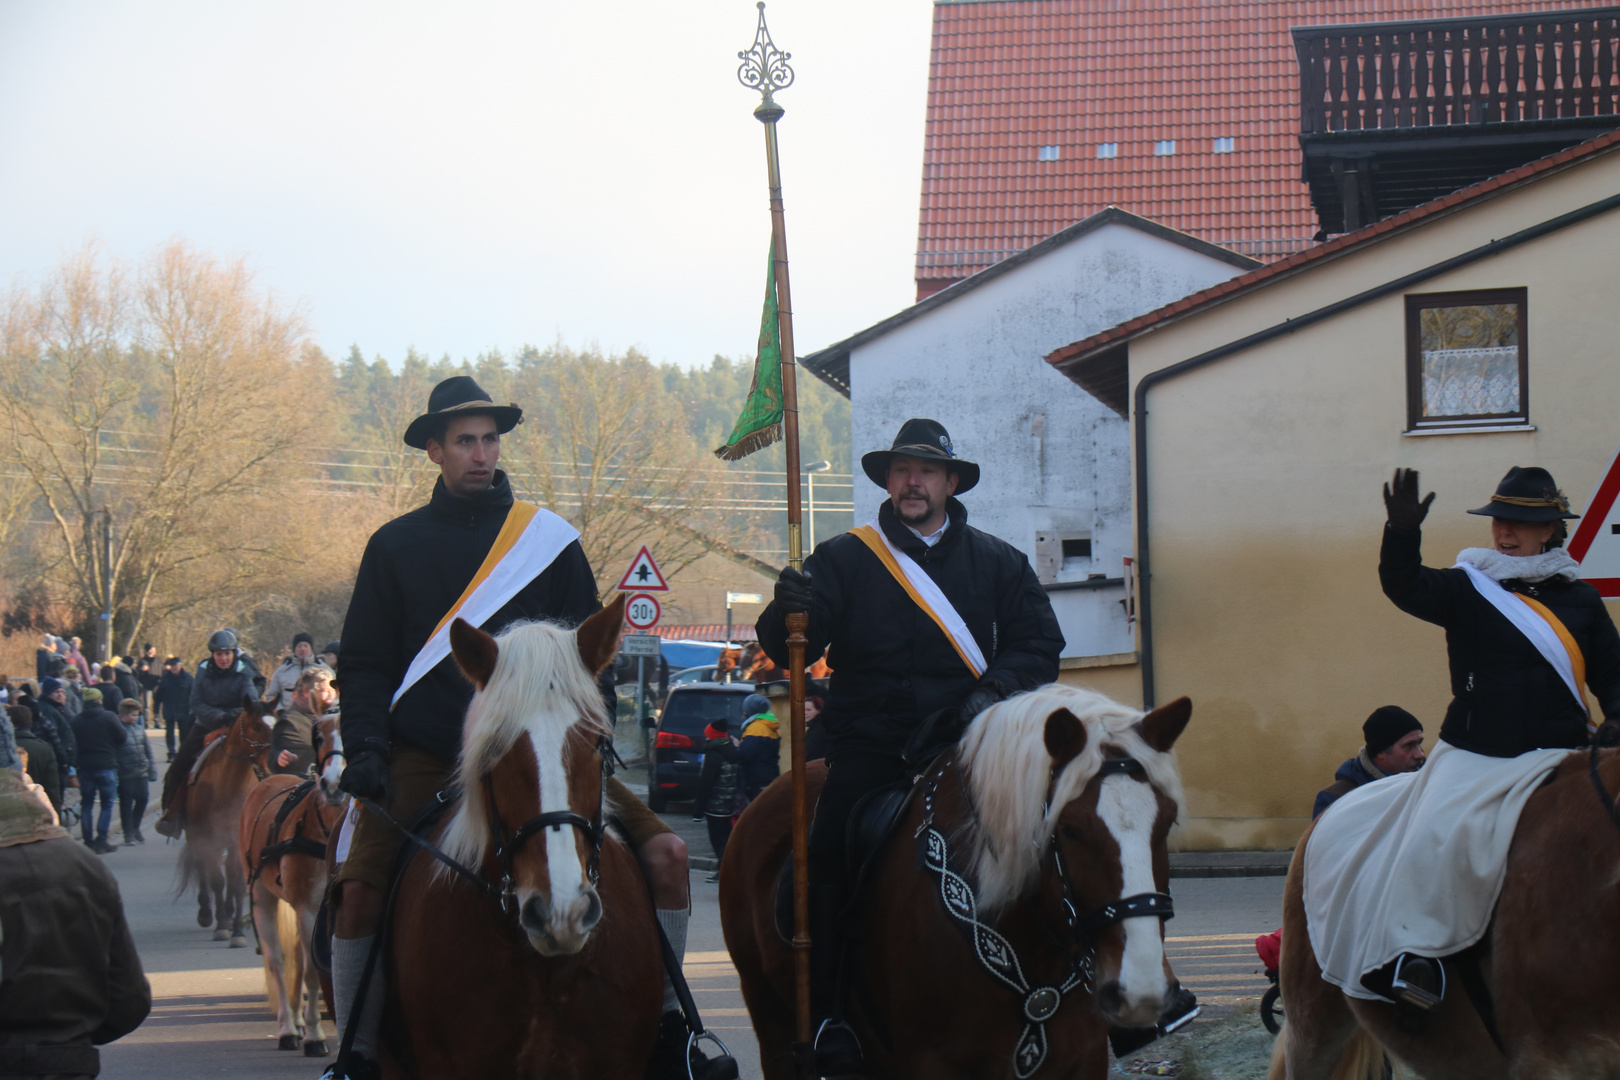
top-left (1313, 706), bottom-right (1426, 819)
top-left (758, 417), bottom-right (1065, 1074)
top-left (326, 376), bottom-right (733, 1080)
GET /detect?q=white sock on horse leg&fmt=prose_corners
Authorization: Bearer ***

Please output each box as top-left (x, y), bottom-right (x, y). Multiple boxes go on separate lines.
top-left (331, 935), bottom-right (384, 1059)
top-left (657, 907), bottom-right (688, 1015)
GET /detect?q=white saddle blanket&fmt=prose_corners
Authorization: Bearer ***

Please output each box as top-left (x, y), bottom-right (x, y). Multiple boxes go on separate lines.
top-left (1304, 739), bottom-right (1571, 1000)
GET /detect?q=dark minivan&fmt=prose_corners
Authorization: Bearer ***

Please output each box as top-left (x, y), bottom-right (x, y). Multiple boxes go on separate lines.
top-left (650, 682), bottom-right (755, 811)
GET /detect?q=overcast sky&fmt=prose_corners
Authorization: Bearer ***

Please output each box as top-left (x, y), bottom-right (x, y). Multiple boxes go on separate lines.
top-left (0, 1), bottom-right (933, 368)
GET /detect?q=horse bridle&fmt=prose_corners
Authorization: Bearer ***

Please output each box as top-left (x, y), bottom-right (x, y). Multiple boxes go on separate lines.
top-left (226, 711), bottom-right (275, 781)
top-left (1046, 757), bottom-right (1177, 941)
top-left (479, 732), bottom-right (611, 913)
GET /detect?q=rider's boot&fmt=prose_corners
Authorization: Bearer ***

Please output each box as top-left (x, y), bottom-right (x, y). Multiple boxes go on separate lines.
top-left (1391, 953), bottom-right (1444, 1011)
top-left (809, 884), bottom-right (864, 1079)
top-left (650, 907), bottom-right (738, 1080)
top-left (153, 786), bottom-right (185, 839)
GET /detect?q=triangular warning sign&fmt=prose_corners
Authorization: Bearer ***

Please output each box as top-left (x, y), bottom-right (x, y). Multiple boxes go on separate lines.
top-left (1569, 441), bottom-right (1620, 598)
top-left (616, 545), bottom-right (669, 592)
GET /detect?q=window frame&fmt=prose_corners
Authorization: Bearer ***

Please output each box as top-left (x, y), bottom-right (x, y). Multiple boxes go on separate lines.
top-left (1404, 287), bottom-right (1529, 432)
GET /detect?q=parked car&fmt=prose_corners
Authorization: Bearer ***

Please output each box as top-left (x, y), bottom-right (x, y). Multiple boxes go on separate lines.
top-left (650, 682), bottom-right (755, 812)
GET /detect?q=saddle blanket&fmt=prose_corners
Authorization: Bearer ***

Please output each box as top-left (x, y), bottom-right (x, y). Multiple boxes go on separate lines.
top-left (1304, 739), bottom-right (1571, 1000)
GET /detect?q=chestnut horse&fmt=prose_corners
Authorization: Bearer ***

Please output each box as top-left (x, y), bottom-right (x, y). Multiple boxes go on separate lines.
top-left (381, 602), bottom-right (664, 1079)
top-left (176, 698), bottom-right (276, 947)
top-left (1269, 745), bottom-right (1620, 1080)
top-left (239, 714), bottom-right (347, 1057)
top-left (721, 685), bottom-right (1194, 1080)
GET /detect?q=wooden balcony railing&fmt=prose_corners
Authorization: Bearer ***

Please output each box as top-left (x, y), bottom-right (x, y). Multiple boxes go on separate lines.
top-left (1294, 9), bottom-right (1620, 135)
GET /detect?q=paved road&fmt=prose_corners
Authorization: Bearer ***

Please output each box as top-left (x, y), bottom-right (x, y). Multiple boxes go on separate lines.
top-left (89, 732), bottom-right (1282, 1078)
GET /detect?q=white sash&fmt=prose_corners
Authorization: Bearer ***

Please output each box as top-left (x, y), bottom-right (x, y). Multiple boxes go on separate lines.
top-left (1455, 561), bottom-right (1587, 716)
top-left (856, 519), bottom-right (987, 677)
top-left (391, 505), bottom-right (580, 707)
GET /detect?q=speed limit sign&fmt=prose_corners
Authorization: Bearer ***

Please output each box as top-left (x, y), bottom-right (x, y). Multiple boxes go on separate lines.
top-left (624, 592), bottom-right (662, 631)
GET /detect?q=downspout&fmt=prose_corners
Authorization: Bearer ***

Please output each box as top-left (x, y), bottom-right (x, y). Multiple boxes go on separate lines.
top-left (1132, 189), bottom-right (1620, 708)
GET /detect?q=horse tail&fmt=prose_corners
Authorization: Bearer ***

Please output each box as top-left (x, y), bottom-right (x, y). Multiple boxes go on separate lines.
top-left (1266, 1025), bottom-right (1383, 1080)
top-left (278, 899), bottom-right (301, 1012)
top-left (172, 839), bottom-right (199, 900)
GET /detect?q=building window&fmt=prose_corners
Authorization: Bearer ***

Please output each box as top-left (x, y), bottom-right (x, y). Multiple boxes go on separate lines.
top-left (1213, 137), bottom-right (1235, 154)
top-left (1405, 289), bottom-right (1528, 430)
top-left (1097, 142), bottom-right (1118, 159)
top-left (1037, 144), bottom-right (1060, 162)
top-left (1154, 140), bottom-right (1176, 156)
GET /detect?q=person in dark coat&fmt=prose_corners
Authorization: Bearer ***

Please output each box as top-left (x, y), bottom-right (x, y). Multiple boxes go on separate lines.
top-left (11, 706), bottom-right (62, 811)
top-left (70, 688), bottom-right (126, 854)
top-left (757, 417), bottom-right (1065, 1072)
top-left (35, 634), bottom-right (59, 681)
top-left (114, 700), bottom-right (156, 845)
top-left (696, 718), bottom-right (741, 877)
top-left (90, 668), bottom-right (122, 713)
top-left (32, 679), bottom-right (76, 795)
top-left (1313, 706), bottom-right (1426, 819)
top-left (0, 768), bottom-right (151, 1075)
top-left (270, 668), bottom-right (334, 777)
top-left (110, 660), bottom-right (140, 706)
top-left (734, 694), bottom-right (780, 801)
top-left (153, 630), bottom-right (255, 838)
top-left (152, 657), bottom-right (194, 762)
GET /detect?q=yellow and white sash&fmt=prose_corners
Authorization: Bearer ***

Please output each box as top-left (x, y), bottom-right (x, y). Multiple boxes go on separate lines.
top-left (851, 521), bottom-right (986, 678)
top-left (391, 502), bottom-right (580, 707)
top-left (1456, 561), bottom-right (1590, 725)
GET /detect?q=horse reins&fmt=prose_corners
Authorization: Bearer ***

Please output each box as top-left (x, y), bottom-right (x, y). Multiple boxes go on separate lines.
top-left (225, 712), bottom-right (275, 782)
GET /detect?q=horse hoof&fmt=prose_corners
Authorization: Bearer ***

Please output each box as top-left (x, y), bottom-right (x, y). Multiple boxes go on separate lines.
top-left (278, 1034), bottom-right (303, 1051)
top-left (197, 909), bottom-right (213, 928)
top-left (229, 935), bottom-right (249, 949)
top-left (304, 1040), bottom-right (331, 1057)
top-left (212, 928), bottom-right (230, 941)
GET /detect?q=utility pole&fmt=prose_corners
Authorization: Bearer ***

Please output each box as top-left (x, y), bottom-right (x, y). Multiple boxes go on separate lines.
top-left (95, 508), bottom-right (114, 662)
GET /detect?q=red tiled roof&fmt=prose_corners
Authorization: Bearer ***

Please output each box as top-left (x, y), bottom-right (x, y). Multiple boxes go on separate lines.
top-left (915, 0), bottom-right (1606, 291)
top-left (639, 625), bottom-right (757, 643)
top-left (1044, 127), bottom-right (1620, 375)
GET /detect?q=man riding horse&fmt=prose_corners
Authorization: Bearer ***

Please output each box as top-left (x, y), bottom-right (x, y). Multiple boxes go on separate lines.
top-left (759, 418), bottom-right (1073, 1076)
top-left (320, 376), bottom-right (735, 1080)
top-left (153, 628), bottom-right (257, 839)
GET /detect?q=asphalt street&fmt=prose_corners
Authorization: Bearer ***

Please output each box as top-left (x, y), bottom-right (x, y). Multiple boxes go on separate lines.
top-left (85, 731), bottom-right (1283, 1078)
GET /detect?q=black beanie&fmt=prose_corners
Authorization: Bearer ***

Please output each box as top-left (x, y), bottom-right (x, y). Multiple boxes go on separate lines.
top-left (292, 632), bottom-right (315, 648)
top-left (1363, 706), bottom-right (1422, 757)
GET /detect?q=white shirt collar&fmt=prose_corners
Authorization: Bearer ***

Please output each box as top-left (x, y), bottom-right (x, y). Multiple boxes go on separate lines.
top-left (906, 520), bottom-right (949, 547)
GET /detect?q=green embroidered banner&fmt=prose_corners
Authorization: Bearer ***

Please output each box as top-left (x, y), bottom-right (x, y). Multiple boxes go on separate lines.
top-left (714, 245), bottom-right (783, 461)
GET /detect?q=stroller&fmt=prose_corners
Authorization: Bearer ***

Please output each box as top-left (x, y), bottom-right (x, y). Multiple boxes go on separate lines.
top-left (1255, 930), bottom-right (1283, 1034)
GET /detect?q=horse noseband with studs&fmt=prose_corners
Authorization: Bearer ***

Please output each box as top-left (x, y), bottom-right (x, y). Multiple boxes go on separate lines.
top-left (481, 733), bottom-right (612, 914)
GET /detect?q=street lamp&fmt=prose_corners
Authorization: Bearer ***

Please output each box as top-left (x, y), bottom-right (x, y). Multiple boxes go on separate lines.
top-left (805, 460), bottom-right (831, 549)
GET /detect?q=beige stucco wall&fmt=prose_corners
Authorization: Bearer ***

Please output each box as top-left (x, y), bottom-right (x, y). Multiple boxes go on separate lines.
top-left (1056, 652), bottom-right (1143, 708)
top-left (1121, 147), bottom-right (1620, 850)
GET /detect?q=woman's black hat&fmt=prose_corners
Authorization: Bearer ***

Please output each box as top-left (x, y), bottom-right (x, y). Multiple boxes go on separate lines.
top-left (1465, 466), bottom-right (1580, 522)
top-left (403, 376), bottom-right (523, 450)
top-left (860, 418), bottom-right (980, 493)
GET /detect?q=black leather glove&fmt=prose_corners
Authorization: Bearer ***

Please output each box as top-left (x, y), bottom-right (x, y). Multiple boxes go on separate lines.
top-left (774, 565), bottom-right (814, 615)
top-left (961, 684), bottom-right (1002, 723)
top-left (340, 749), bottom-right (391, 803)
top-left (1383, 468), bottom-right (1435, 532)
top-left (1596, 720), bottom-right (1620, 749)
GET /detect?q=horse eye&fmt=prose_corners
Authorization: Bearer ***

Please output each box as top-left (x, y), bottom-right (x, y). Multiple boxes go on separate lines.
top-left (1060, 825), bottom-right (1082, 843)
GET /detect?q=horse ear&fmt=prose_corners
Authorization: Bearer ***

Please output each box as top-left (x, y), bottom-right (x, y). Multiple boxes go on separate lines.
top-left (1044, 708), bottom-right (1088, 770)
top-left (1138, 696), bottom-right (1193, 754)
top-left (577, 594), bottom-right (627, 675)
top-left (241, 693), bottom-right (256, 713)
top-left (450, 618), bottom-right (499, 689)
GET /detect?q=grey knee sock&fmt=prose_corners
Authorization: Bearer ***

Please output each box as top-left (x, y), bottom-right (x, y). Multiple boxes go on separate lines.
top-left (657, 907), bottom-right (688, 1016)
top-left (331, 935), bottom-right (384, 1059)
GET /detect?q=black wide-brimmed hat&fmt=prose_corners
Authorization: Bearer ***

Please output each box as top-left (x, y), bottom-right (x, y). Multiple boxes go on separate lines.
top-left (1465, 465), bottom-right (1580, 522)
top-left (860, 418), bottom-right (980, 493)
top-left (403, 376), bottom-right (523, 450)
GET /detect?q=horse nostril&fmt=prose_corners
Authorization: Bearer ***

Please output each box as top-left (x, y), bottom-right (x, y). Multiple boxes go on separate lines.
top-left (1095, 979), bottom-right (1123, 1016)
top-left (580, 889), bottom-right (602, 931)
top-left (520, 895), bottom-right (549, 933)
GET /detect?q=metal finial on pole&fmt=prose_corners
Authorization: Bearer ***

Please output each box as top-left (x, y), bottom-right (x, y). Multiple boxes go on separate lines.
top-left (737, 3), bottom-right (815, 1067)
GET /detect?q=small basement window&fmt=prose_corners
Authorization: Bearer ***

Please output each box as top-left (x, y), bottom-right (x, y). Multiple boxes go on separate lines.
top-left (1037, 144), bottom-right (1060, 161)
top-left (1405, 289), bottom-right (1528, 431)
top-left (1154, 140), bottom-right (1176, 156)
top-left (1097, 142), bottom-right (1119, 159)
top-left (1061, 537), bottom-right (1092, 564)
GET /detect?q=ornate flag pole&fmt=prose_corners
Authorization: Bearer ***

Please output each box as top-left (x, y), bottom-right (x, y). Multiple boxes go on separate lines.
top-left (736, 3), bottom-right (815, 1059)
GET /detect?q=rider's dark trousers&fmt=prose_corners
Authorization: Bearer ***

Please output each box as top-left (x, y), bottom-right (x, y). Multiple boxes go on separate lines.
top-left (161, 720), bottom-right (215, 809)
top-left (808, 753), bottom-right (911, 904)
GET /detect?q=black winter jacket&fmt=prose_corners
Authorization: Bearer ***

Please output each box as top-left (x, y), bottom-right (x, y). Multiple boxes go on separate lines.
top-left (70, 706), bottom-right (127, 773)
top-left (32, 698), bottom-right (76, 769)
top-left (154, 669), bottom-right (194, 723)
top-left (338, 472), bottom-right (602, 763)
top-left (1380, 526), bottom-right (1620, 756)
top-left (189, 661), bottom-right (255, 733)
top-left (91, 680), bottom-right (122, 713)
top-left (758, 498), bottom-right (1064, 759)
top-left (115, 722), bottom-right (156, 783)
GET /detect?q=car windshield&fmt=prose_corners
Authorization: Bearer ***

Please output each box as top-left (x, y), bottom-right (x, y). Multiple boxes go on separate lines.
top-left (661, 689), bottom-right (749, 736)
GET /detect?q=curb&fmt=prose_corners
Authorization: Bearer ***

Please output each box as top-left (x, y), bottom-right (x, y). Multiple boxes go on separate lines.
top-left (1168, 851), bottom-right (1292, 878)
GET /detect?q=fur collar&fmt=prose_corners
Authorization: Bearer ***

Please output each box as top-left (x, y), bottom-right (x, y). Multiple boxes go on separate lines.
top-left (1357, 748), bottom-right (1390, 781)
top-left (1456, 546), bottom-right (1581, 584)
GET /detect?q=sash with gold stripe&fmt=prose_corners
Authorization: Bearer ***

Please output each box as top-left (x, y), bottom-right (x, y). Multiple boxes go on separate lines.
top-left (1455, 561), bottom-right (1591, 727)
top-left (391, 502), bottom-right (580, 707)
top-left (851, 522), bottom-right (986, 678)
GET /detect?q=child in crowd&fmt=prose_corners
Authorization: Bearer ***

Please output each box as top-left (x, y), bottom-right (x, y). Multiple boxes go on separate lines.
top-left (115, 699), bottom-right (157, 845)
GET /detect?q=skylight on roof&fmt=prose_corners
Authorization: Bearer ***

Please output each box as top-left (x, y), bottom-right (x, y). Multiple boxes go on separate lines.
top-left (1214, 137), bottom-right (1236, 154)
top-left (1037, 145), bottom-right (1060, 162)
top-left (1154, 140), bottom-right (1176, 157)
top-left (1097, 143), bottom-right (1118, 159)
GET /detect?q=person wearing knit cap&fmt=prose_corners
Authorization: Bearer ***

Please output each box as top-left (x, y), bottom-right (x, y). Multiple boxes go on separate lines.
top-left (1313, 706), bottom-right (1426, 819)
top-left (262, 631), bottom-right (330, 712)
top-left (11, 704), bottom-right (62, 811)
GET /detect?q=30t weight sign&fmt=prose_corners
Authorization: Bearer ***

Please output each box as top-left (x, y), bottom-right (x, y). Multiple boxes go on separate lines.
top-left (625, 593), bottom-right (662, 631)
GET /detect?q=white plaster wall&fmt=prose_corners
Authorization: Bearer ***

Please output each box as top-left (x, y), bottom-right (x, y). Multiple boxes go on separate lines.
top-left (845, 222), bottom-right (1245, 658)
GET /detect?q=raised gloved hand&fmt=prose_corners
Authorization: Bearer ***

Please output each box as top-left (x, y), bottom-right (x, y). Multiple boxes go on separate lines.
top-left (1596, 720), bottom-right (1620, 749)
top-left (340, 749), bottom-right (391, 803)
top-left (1383, 468), bottom-right (1435, 532)
top-left (774, 565), bottom-right (814, 615)
top-left (961, 684), bottom-right (1003, 724)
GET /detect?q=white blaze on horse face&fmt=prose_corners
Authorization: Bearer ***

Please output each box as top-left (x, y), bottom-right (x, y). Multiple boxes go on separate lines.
top-left (1097, 773), bottom-right (1169, 1020)
top-left (527, 727), bottom-right (596, 952)
top-left (319, 731), bottom-right (346, 804)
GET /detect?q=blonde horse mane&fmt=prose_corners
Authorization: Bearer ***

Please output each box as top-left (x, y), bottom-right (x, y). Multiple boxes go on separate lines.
top-left (435, 620), bottom-right (609, 880)
top-left (956, 683), bottom-right (1186, 916)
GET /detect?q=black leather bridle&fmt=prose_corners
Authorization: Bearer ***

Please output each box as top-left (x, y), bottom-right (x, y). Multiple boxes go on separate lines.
top-left (1047, 757), bottom-right (1177, 942)
top-left (479, 733), bottom-right (610, 913)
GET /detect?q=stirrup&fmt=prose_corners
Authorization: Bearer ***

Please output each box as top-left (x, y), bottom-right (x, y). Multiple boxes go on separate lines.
top-left (1392, 954), bottom-right (1444, 1011)
top-left (812, 1019), bottom-right (865, 1079)
top-left (686, 1030), bottom-right (738, 1080)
